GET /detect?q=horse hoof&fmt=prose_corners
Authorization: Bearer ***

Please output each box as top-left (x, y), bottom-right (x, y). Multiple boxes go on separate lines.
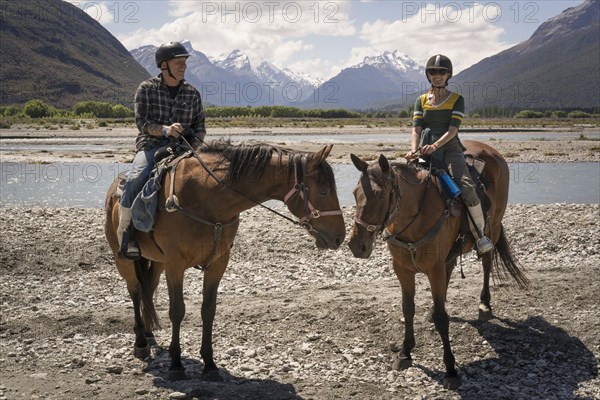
top-left (133, 344), bottom-right (150, 359)
top-left (168, 369), bottom-right (188, 381)
top-left (443, 376), bottom-right (461, 390)
top-left (478, 304), bottom-right (493, 322)
top-left (202, 369), bottom-right (223, 382)
top-left (145, 336), bottom-right (157, 346)
top-left (392, 357), bottom-right (412, 371)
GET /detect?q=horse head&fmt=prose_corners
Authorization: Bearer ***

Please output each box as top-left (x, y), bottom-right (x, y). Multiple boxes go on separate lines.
top-left (284, 145), bottom-right (345, 250)
top-left (348, 153), bottom-right (399, 258)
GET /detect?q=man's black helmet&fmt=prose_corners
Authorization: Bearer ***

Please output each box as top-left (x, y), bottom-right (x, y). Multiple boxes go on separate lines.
top-left (155, 42), bottom-right (190, 68)
top-left (425, 54), bottom-right (453, 81)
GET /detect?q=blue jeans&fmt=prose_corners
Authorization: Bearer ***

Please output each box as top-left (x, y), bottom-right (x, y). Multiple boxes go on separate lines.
top-left (120, 148), bottom-right (158, 208)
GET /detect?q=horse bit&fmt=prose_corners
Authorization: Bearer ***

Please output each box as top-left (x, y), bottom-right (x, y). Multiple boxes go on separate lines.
top-left (283, 153), bottom-right (343, 236)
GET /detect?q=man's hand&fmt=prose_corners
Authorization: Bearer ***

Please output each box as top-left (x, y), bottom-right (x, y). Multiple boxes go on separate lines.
top-left (167, 123), bottom-right (184, 138)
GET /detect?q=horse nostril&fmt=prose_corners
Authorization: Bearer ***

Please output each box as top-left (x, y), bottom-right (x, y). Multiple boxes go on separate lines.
top-left (335, 236), bottom-right (343, 247)
top-left (361, 244), bottom-right (367, 253)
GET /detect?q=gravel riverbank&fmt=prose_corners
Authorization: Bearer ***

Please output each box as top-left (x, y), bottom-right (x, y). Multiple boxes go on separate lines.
top-left (0, 204), bottom-right (598, 399)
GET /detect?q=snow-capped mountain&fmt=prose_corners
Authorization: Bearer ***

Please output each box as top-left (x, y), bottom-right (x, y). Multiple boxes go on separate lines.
top-left (214, 50), bottom-right (319, 103)
top-left (304, 50), bottom-right (427, 110)
top-left (131, 44), bottom-right (317, 105)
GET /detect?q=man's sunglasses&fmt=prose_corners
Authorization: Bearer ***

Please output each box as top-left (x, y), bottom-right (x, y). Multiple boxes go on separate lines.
top-left (427, 69), bottom-right (448, 75)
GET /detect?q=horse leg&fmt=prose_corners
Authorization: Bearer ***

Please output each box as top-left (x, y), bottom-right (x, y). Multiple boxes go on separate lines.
top-left (116, 260), bottom-right (150, 358)
top-left (426, 259), bottom-right (456, 322)
top-left (165, 266), bottom-right (187, 380)
top-left (200, 252), bottom-right (230, 378)
top-left (144, 262), bottom-right (164, 346)
top-left (478, 252), bottom-right (493, 321)
top-left (428, 267), bottom-right (461, 390)
top-left (392, 266), bottom-right (416, 371)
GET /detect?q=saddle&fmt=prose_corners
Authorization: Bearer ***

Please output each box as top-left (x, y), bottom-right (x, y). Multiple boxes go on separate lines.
top-left (115, 144), bottom-right (193, 232)
top-left (418, 154), bottom-right (490, 263)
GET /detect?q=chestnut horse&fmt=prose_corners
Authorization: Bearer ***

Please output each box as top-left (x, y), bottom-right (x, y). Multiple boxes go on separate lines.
top-left (105, 141), bottom-right (345, 380)
top-left (348, 140), bottom-right (528, 389)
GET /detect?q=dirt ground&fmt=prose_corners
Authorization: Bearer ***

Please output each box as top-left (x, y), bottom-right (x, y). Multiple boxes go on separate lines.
top-left (0, 205), bottom-right (598, 400)
top-left (0, 126), bottom-right (599, 399)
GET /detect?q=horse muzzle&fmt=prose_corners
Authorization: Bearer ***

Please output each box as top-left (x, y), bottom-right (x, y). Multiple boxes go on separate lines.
top-left (348, 233), bottom-right (374, 258)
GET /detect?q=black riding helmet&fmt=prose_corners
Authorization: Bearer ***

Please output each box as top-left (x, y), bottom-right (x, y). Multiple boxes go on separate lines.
top-left (425, 54), bottom-right (453, 85)
top-left (155, 42), bottom-right (190, 68)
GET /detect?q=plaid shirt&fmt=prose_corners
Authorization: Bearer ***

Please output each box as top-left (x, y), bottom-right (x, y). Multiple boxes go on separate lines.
top-left (134, 74), bottom-right (206, 151)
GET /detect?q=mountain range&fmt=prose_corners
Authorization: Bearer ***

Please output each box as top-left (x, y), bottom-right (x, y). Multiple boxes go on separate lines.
top-left (453, 0), bottom-right (599, 111)
top-left (131, 43), bottom-right (426, 109)
top-left (132, 43), bottom-right (322, 107)
top-left (129, 0), bottom-right (599, 110)
top-left (1, 0), bottom-right (598, 111)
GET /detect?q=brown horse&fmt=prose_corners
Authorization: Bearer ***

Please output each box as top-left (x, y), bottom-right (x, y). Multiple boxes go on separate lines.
top-left (348, 140), bottom-right (528, 389)
top-left (105, 141), bottom-right (345, 380)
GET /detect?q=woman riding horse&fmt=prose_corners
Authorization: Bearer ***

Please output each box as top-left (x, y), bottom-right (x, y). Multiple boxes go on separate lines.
top-left (406, 54), bottom-right (493, 254)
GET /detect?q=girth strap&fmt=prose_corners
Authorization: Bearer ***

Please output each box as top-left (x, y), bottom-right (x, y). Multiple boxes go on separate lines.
top-left (384, 208), bottom-right (451, 273)
top-left (163, 153), bottom-right (239, 270)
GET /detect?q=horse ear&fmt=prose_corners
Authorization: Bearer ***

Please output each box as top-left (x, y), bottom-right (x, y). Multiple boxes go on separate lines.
top-left (351, 154), bottom-right (368, 172)
top-left (379, 154), bottom-right (390, 174)
top-left (307, 145), bottom-right (333, 169)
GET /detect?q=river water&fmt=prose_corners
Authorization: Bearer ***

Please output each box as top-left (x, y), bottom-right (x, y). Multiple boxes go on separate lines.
top-left (1, 161), bottom-right (598, 208)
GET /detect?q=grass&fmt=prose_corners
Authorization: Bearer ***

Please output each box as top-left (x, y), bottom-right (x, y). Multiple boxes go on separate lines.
top-left (0, 116), bottom-right (598, 131)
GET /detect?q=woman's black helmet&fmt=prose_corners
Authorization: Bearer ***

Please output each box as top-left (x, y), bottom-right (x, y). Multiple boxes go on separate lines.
top-left (155, 42), bottom-right (190, 68)
top-left (425, 54), bottom-right (453, 81)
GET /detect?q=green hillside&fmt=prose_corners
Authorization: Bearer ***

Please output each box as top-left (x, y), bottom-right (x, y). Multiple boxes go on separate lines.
top-left (0, 0), bottom-right (149, 108)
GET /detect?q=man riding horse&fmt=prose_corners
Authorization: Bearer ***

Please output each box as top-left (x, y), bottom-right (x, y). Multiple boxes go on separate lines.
top-left (117, 41), bottom-right (206, 259)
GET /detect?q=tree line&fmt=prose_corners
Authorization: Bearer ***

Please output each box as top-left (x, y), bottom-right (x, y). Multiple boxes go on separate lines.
top-left (1, 99), bottom-right (597, 120)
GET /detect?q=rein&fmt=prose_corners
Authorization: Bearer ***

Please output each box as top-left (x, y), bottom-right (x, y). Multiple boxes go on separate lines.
top-left (165, 138), bottom-right (341, 261)
top-left (384, 166), bottom-right (451, 273)
top-left (354, 163), bottom-right (451, 273)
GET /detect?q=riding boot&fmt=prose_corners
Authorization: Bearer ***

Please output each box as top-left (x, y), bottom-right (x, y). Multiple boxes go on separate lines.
top-left (117, 205), bottom-right (141, 260)
top-left (467, 204), bottom-right (494, 254)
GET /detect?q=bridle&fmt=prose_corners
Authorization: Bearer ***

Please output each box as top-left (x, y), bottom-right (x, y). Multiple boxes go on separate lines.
top-left (179, 137), bottom-right (341, 235)
top-left (353, 162), bottom-right (453, 273)
top-left (353, 171), bottom-right (401, 235)
top-left (283, 153), bottom-right (343, 235)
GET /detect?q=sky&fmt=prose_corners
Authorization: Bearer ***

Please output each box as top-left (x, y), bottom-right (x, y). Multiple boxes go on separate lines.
top-left (71, 0), bottom-right (585, 79)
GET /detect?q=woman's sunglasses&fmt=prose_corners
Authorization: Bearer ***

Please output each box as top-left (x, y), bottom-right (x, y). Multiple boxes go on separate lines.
top-left (427, 69), bottom-right (448, 75)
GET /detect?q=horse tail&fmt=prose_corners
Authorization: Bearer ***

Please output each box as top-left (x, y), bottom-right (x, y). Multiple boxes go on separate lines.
top-left (492, 224), bottom-right (530, 289)
top-left (134, 257), bottom-right (160, 331)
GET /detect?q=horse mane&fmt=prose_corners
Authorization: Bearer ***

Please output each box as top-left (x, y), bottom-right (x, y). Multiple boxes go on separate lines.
top-left (199, 139), bottom-right (335, 188)
top-left (390, 160), bottom-right (430, 182)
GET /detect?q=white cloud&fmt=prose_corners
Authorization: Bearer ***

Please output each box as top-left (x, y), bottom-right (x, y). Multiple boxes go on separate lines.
top-left (68, 1), bottom-right (115, 26)
top-left (356, 3), bottom-right (513, 73)
top-left (119, 0), bottom-right (355, 72)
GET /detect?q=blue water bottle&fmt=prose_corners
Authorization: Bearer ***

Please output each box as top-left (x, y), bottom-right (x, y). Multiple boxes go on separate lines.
top-left (437, 170), bottom-right (461, 198)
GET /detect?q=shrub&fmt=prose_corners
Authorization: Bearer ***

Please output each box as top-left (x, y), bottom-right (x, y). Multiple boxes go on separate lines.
top-left (111, 104), bottom-right (134, 118)
top-left (551, 110), bottom-right (568, 118)
top-left (23, 99), bottom-right (56, 118)
top-left (568, 110), bottom-right (591, 118)
top-left (514, 110), bottom-right (544, 118)
top-left (73, 101), bottom-right (113, 118)
top-left (397, 110), bottom-right (409, 118)
top-left (3, 105), bottom-right (21, 117)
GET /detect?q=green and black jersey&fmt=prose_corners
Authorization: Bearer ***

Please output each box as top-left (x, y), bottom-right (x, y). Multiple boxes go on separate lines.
top-left (412, 92), bottom-right (465, 130)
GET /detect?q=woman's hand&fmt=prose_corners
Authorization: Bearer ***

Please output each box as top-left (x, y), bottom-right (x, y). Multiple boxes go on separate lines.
top-left (421, 143), bottom-right (439, 155)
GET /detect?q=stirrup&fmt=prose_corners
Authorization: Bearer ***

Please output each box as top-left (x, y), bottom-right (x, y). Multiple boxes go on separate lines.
top-left (118, 230), bottom-right (141, 260)
top-left (477, 236), bottom-right (494, 254)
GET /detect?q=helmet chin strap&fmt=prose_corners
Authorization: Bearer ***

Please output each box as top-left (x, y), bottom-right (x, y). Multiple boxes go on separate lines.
top-left (161, 62), bottom-right (177, 81)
